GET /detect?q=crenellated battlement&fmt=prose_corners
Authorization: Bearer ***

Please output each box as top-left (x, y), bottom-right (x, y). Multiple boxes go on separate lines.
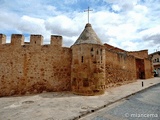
top-left (11, 34), bottom-right (24, 46)
top-left (0, 33), bottom-right (71, 97)
top-left (0, 23), bottom-right (153, 97)
top-left (30, 35), bottom-right (43, 46)
top-left (0, 34), bottom-right (63, 47)
top-left (0, 34), bottom-right (6, 44)
top-left (51, 35), bottom-right (62, 47)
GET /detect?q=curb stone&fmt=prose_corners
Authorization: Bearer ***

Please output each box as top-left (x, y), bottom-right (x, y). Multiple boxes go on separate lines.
top-left (74, 81), bottom-right (160, 120)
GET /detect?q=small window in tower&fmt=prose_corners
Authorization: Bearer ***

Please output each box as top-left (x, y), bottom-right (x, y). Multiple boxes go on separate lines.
top-left (35, 41), bottom-right (36, 44)
top-left (101, 56), bottom-right (103, 63)
top-left (157, 58), bottom-right (159, 62)
top-left (91, 48), bottom-right (94, 57)
top-left (97, 50), bottom-right (99, 55)
top-left (81, 56), bottom-right (84, 63)
top-left (100, 49), bottom-right (102, 55)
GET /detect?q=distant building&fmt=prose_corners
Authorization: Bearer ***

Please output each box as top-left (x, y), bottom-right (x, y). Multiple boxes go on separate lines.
top-left (149, 51), bottom-right (160, 77)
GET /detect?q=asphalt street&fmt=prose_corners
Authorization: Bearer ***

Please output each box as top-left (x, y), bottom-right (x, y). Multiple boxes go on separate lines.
top-left (80, 84), bottom-right (160, 120)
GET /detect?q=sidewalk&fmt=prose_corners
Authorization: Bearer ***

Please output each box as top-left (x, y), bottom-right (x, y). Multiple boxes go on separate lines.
top-left (0, 77), bottom-right (160, 120)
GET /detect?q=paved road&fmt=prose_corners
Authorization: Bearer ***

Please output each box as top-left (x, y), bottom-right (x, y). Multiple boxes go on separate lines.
top-left (80, 84), bottom-right (160, 120)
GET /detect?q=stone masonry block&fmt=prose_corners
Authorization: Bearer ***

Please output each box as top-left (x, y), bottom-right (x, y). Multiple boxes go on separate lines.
top-left (51, 35), bottom-right (62, 47)
top-left (0, 34), bottom-right (6, 44)
top-left (30, 35), bottom-right (43, 45)
top-left (11, 34), bottom-right (24, 45)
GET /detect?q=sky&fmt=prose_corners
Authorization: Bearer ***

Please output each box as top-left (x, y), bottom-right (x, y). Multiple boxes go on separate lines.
top-left (0, 0), bottom-right (160, 53)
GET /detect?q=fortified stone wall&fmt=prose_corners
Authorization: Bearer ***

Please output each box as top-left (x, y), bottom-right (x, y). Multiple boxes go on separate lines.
top-left (129, 50), bottom-right (152, 79)
top-left (0, 31), bottom-right (153, 97)
top-left (71, 44), bottom-right (106, 95)
top-left (128, 50), bottom-right (149, 59)
top-left (104, 43), bottom-right (126, 52)
top-left (105, 50), bottom-right (137, 88)
top-left (144, 58), bottom-right (153, 79)
top-left (0, 34), bottom-right (71, 97)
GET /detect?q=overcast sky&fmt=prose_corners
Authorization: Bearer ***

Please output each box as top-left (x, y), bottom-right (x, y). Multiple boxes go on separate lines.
top-left (0, 0), bottom-right (160, 53)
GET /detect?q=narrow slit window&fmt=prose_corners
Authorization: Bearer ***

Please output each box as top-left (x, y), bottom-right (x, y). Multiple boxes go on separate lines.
top-left (101, 56), bottom-right (103, 63)
top-left (91, 48), bottom-right (94, 57)
top-left (81, 56), bottom-right (84, 63)
top-left (100, 49), bottom-right (102, 55)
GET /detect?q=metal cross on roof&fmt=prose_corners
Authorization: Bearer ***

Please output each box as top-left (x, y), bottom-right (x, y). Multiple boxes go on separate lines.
top-left (84, 7), bottom-right (93, 23)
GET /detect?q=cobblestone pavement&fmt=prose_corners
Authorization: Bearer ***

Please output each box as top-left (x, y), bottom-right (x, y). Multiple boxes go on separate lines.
top-left (80, 84), bottom-right (160, 120)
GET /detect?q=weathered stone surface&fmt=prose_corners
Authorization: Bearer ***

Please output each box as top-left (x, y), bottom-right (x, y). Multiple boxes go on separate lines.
top-left (0, 24), bottom-right (153, 97)
top-left (73, 23), bottom-right (103, 45)
top-left (0, 34), bottom-right (71, 97)
top-left (71, 44), bottom-right (106, 95)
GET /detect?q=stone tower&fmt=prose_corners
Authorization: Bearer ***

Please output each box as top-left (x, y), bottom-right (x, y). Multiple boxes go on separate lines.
top-left (71, 23), bottom-right (106, 95)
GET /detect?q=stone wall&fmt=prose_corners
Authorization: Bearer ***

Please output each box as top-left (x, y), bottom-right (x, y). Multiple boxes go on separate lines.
top-left (105, 50), bottom-right (137, 88)
top-left (128, 50), bottom-right (148, 59)
top-left (0, 34), bottom-right (71, 97)
top-left (144, 58), bottom-right (153, 79)
top-left (71, 44), bottom-right (106, 95)
top-left (0, 33), bottom-right (153, 97)
top-left (104, 44), bottom-right (152, 81)
top-left (104, 43), bottom-right (126, 52)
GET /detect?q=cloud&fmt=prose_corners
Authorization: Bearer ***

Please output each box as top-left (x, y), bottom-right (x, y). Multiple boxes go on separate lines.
top-left (104, 0), bottom-right (139, 11)
top-left (0, 12), bottom-right (19, 30)
top-left (0, 0), bottom-right (160, 53)
top-left (140, 25), bottom-right (160, 44)
top-left (64, 0), bottom-right (78, 4)
top-left (45, 15), bottom-right (79, 36)
top-left (17, 16), bottom-right (45, 34)
top-left (63, 36), bottom-right (77, 47)
top-left (112, 5), bottom-right (121, 12)
top-left (144, 34), bottom-right (160, 44)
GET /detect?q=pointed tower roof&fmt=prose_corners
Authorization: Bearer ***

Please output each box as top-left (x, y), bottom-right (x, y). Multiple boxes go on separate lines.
top-left (73, 23), bottom-right (103, 45)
